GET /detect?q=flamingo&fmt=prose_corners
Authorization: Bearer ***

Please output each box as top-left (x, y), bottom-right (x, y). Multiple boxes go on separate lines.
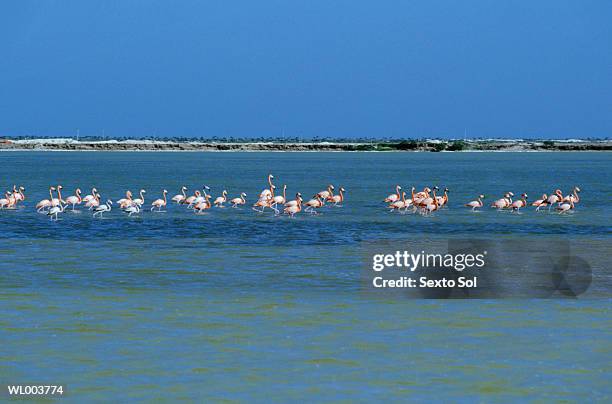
top-left (85, 191), bottom-right (100, 210)
top-left (229, 193), bottom-right (247, 208)
top-left (316, 185), bottom-right (335, 200)
top-left (423, 188), bottom-right (440, 215)
top-left (124, 203), bottom-right (140, 217)
top-left (546, 189), bottom-right (563, 211)
top-left (191, 186), bottom-right (210, 208)
top-left (491, 192), bottom-right (513, 209)
top-left (327, 187), bottom-right (345, 207)
top-left (389, 192), bottom-right (409, 212)
top-left (47, 203), bottom-right (64, 221)
top-left (562, 187), bottom-right (581, 203)
top-left (436, 188), bottom-right (449, 207)
top-left (93, 200), bottom-right (113, 217)
top-left (271, 185), bottom-right (287, 210)
top-left (259, 174), bottom-right (275, 198)
top-left (417, 186), bottom-right (438, 210)
top-left (465, 195), bottom-right (485, 211)
top-left (511, 193), bottom-right (528, 212)
top-left (413, 187), bottom-right (431, 207)
top-left (0, 191), bottom-right (12, 209)
top-left (194, 192), bottom-right (212, 214)
top-left (384, 185), bottom-right (402, 203)
top-left (51, 185), bottom-right (65, 207)
top-left (253, 185), bottom-right (276, 213)
top-left (117, 190), bottom-right (133, 208)
top-left (304, 195), bottom-right (324, 214)
top-left (118, 191), bottom-right (134, 209)
top-left (151, 190), bottom-right (168, 212)
top-left (132, 189), bottom-right (146, 206)
top-left (532, 194), bottom-right (548, 211)
top-left (213, 190), bottom-right (228, 207)
top-left (36, 186), bottom-right (56, 212)
top-left (64, 188), bottom-right (82, 211)
top-left (186, 190), bottom-right (201, 208)
top-left (284, 192), bottom-right (302, 217)
top-left (82, 188), bottom-right (98, 204)
top-left (172, 186), bottom-right (188, 204)
top-left (12, 186), bottom-right (25, 206)
top-left (557, 199), bottom-right (575, 214)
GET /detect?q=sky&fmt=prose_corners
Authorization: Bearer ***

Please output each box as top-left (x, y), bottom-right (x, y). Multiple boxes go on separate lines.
top-left (1, 1), bottom-right (610, 139)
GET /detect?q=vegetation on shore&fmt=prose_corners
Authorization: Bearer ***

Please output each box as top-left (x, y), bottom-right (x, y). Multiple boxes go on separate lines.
top-left (0, 136), bottom-right (610, 151)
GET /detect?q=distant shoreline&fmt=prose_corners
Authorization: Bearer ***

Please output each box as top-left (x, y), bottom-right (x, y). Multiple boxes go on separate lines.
top-left (0, 138), bottom-right (610, 152)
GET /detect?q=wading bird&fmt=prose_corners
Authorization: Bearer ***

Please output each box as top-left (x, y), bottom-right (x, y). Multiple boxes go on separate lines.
top-left (384, 185), bottom-right (402, 203)
top-left (511, 193), bottom-right (528, 213)
top-left (47, 203), bottom-right (64, 221)
top-left (93, 200), bottom-right (113, 218)
top-left (64, 188), bottom-right (82, 211)
top-left (546, 189), bottom-right (563, 211)
top-left (229, 192), bottom-right (247, 208)
top-left (36, 186), bottom-right (56, 212)
top-left (327, 187), bottom-right (345, 207)
top-left (213, 190), bottom-right (228, 207)
top-left (491, 192), bottom-right (513, 209)
top-left (284, 192), bottom-right (302, 217)
top-left (304, 195), bottom-right (324, 214)
top-left (556, 199), bottom-right (575, 214)
top-left (151, 190), bottom-right (168, 212)
top-left (465, 195), bottom-right (485, 211)
top-left (172, 186), bottom-right (188, 204)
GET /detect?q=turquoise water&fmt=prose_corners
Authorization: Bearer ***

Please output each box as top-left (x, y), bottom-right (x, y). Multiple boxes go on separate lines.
top-left (0, 152), bottom-right (610, 401)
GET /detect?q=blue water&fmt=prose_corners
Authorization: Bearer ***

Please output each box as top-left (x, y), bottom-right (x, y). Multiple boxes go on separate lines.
top-left (0, 152), bottom-right (610, 401)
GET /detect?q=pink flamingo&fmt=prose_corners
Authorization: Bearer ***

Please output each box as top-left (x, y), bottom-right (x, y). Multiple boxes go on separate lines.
top-left (546, 189), bottom-right (563, 211)
top-left (64, 188), bottom-right (83, 211)
top-left (304, 195), bottom-right (324, 214)
top-left (327, 187), bottom-right (345, 207)
top-left (562, 187), bottom-right (581, 203)
top-left (389, 192), bottom-right (408, 212)
top-left (172, 186), bottom-right (188, 204)
top-left (151, 190), bottom-right (168, 212)
top-left (532, 194), bottom-right (548, 211)
top-left (384, 185), bottom-right (402, 203)
top-left (465, 195), bottom-right (485, 211)
top-left (213, 190), bottom-right (228, 207)
top-left (284, 193), bottom-right (302, 217)
top-left (0, 191), bottom-right (12, 209)
top-left (316, 185), bottom-right (334, 200)
top-left (556, 199), bottom-right (575, 214)
top-left (51, 185), bottom-right (65, 207)
top-left (36, 186), bottom-right (56, 212)
top-left (132, 189), bottom-right (146, 206)
top-left (491, 192), bottom-right (513, 209)
top-left (511, 193), bottom-right (528, 212)
top-left (229, 193), bottom-right (247, 208)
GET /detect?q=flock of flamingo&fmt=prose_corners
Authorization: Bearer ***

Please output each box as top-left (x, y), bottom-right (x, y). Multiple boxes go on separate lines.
top-left (0, 175), bottom-right (346, 220)
top-left (384, 185), bottom-right (581, 214)
top-left (0, 180), bottom-right (581, 221)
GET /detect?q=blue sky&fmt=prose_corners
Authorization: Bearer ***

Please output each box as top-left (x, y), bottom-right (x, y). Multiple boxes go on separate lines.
top-left (1, 1), bottom-right (610, 139)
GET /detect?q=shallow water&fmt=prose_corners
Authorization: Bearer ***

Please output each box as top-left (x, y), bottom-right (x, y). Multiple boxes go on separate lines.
top-left (0, 152), bottom-right (610, 401)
